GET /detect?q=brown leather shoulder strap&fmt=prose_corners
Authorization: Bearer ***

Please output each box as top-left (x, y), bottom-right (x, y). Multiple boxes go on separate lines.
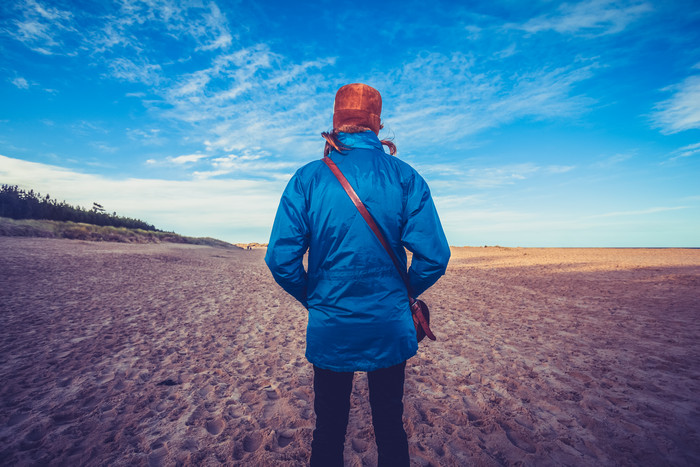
top-left (322, 156), bottom-right (414, 299)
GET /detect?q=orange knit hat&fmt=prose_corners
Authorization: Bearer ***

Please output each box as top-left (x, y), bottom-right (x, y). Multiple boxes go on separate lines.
top-left (332, 83), bottom-right (382, 135)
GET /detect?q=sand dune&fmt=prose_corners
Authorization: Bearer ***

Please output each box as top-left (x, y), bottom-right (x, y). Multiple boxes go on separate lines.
top-left (1, 237), bottom-right (698, 466)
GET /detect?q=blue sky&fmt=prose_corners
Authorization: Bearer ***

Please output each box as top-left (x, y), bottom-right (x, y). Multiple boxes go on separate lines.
top-left (1, 0), bottom-right (699, 247)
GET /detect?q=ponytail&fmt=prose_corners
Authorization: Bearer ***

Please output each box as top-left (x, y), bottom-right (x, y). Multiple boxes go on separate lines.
top-left (321, 129), bottom-right (349, 157)
top-left (380, 139), bottom-right (397, 156)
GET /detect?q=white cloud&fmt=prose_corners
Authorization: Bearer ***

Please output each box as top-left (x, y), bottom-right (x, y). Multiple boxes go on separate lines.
top-left (546, 165), bottom-right (576, 174)
top-left (203, 153), bottom-right (297, 179)
top-left (27, 0), bottom-right (71, 22)
top-left (8, 0), bottom-right (77, 54)
top-left (154, 46), bottom-right (335, 155)
top-left (516, 0), bottom-right (652, 36)
top-left (592, 152), bottom-right (634, 168)
top-left (4, 1), bottom-right (333, 161)
top-left (466, 164), bottom-right (541, 188)
top-left (11, 77), bottom-right (30, 89)
top-left (665, 142), bottom-right (700, 162)
top-left (168, 154), bottom-right (207, 164)
top-left (0, 154), bottom-right (281, 242)
top-left (652, 75), bottom-right (700, 134)
top-left (108, 57), bottom-right (162, 84)
top-left (7, 0), bottom-right (236, 65)
top-left (94, 0), bottom-right (235, 57)
top-left (7, 1), bottom-right (601, 168)
top-left (90, 142), bottom-right (118, 153)
top-left (70, 120), bottom-right (108, 137)
top-left (126, 128), bottom-right (164, 146)
top-left (430, 193), bottom-right (485, 214)
top-left (503, 63), bottom-right (598, 120)
top-left (415, 161), bottom-right (550, 189)
top-left (197, 32), bottom-right (232, 51)
top-left (194, 2), bottom-right (233, 51)
top-left (381, 53), bottom-right (595, 150)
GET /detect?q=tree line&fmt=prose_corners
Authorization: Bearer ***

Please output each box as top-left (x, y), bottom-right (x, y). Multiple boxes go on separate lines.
top-left (0, 184), bottom-right (157, 231)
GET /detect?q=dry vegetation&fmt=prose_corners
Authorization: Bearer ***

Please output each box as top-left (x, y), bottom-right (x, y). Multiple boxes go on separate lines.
top-left (0, 217), bottom-right (237, 249)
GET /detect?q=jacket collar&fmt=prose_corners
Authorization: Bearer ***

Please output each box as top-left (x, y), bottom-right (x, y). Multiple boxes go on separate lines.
top-left (337, 131), bottom-right (383, 151)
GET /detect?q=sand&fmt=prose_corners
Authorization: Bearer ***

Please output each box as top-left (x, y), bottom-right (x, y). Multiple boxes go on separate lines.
top-left (0, 237), bottom-right (698, 466)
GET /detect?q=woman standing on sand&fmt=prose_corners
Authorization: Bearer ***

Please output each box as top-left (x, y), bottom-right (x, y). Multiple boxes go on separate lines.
top-left (265, 83), bottom-right (450, 466)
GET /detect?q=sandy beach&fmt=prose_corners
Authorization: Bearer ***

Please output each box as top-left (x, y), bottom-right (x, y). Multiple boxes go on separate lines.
top-left (1, 237), bottom-right (698, 466)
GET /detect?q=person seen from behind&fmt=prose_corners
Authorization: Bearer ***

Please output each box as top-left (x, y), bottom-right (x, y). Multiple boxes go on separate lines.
top-left (265, 83), bottom-right (450, 466)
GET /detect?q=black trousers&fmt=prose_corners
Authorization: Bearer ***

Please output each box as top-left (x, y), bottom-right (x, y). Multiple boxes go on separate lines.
top-left (310, 361), bottom-right (410, 467)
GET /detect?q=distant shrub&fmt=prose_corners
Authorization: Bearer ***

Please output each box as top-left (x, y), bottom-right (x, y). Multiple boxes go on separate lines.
top-left (0, 218), bottom-right (54, 238)
top-left (0, 217), bottom-right (239, 249)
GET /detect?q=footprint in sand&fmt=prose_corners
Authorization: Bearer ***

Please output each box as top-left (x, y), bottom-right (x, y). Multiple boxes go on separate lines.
top-left (467, 410), bottom-right (485, 427)
top-left (277, 429), bottom-right (294, 448)
top-left (19, 425), bottom-right (46, 451)
top-left (351, 438), bottom-right (368, 453)
top-left (243, 432), bottom-right (263, 452)
top-left (51, 411), bottom-right (80, 425)
top-left (147, 447), bottom-right (168, 467)
top-left (300, 407), bottom-right (313, 420)
top-left (499, 421), bottom-right (536, 454)
top-left (96, 372), bottom-right (114, 384)
top-left (264, 385), bottom-right (280, 400)
top-left (182, 438), bottom-right (198, 451)
top-left (263, 402), bottom-right (277, 419)
top-left (186, 405), bottom-right (205, 427)
top-left (205, 418), bottom-right (225, 436)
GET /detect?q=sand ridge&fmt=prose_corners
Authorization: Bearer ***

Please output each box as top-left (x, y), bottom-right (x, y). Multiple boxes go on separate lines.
top-left (0, 238), bottom-right (698, 465)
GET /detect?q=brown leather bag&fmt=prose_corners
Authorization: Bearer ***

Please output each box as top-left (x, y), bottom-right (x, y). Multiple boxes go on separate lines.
top-left (322, 156), bottom-right (436, 343)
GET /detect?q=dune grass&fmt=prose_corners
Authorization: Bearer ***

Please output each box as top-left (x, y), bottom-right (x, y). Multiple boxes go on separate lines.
top-left (0, 216), bottom-right (237, 249)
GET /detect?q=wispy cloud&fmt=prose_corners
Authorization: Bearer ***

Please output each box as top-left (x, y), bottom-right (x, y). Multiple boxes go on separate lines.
top-left (547, 165), bottom-right (576, 174)
top-left (126, 128), bottom-right (164, 146)
top-left (158, 47), bottom-right (335, 156)
top-left (3, 0), bottom-right (607, 172)
top-left (198, 153), bottom-right (297, 180)
top-left (90, 142), bottom-right (118, 153)
top-left (665, 142), bottom-right (700, 162)
top-left (11, 77), bottom-right (29, 89)
top-left (70, 120), bottom-right (109, 137)
top-left (5, 0), bottom-right (77, 55)
top-left (193, 2), bottom-right (232, 51)
top-left (107, 57), bottom-right (162, 84)
top-left (592, 152), bottom-right (635, 168)
top-left (466, 164), bottom-right (541, 188)
top-left (2, 0), bottom-right (334, 166)
top-left (416, 161), bottom-right (573, 189)
top-left (381, 52), bottom-right (596, 151)
top-left (144, 149), bottom-right (297, 180)
top-left (651, 74), bottom-right (700, 134)
top-left (168, 154), bottom-right (208, 164)
top-left (93, 0), bottom-right (235, 54)
top-left (514, 0), bottom-right (653, 37)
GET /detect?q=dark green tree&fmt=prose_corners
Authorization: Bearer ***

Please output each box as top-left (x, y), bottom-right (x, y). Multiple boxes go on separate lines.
top-left (0, 184), bottom-right (158, 231)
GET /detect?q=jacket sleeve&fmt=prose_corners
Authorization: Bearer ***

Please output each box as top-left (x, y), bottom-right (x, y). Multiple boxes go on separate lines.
top-left (265, 172), bottom-right (310, 308)
top-left (401, 171), bottom-right (451, 298)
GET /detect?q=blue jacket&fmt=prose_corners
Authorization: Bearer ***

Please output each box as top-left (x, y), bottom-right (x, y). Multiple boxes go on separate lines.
top-left (265, 131), bottom-right (450, 372)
